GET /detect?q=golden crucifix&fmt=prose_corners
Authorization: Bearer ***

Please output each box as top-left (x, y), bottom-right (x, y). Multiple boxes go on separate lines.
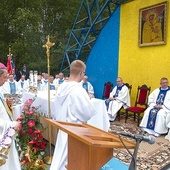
top-left (43, 35), bottom-right (55, 58)
top-left (43, 35), bottom-right (55, 164)
top-left (42, 35), bottom-right (55, 118)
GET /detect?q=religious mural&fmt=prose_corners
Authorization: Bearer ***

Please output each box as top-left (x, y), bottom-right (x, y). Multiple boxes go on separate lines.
top-left (139, 1), bottom-right (167, 47)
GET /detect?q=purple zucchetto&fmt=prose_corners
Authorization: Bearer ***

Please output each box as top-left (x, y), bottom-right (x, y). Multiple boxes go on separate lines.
top-left (0, 62), bottom-right (7, 69)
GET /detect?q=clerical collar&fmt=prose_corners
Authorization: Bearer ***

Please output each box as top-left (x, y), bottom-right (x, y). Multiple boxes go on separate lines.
top-left (117, 84), bottom-right (124, 88)
top-left (160, 87), bottom-right (170, 91)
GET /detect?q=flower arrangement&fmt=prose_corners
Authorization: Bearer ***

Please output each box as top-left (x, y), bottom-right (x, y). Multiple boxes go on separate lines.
top-left (16, 98), bottom-right (47, 170)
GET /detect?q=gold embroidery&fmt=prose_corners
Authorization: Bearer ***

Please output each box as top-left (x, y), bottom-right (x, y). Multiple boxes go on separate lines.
top-left (2, 99), bottom-right (13, 119)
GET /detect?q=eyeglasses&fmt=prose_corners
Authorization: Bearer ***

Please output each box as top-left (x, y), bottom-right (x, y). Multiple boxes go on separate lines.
top-left (161, 82), bottom-right (168, 84)
top-left (80, 71), bottom-right (86, 75)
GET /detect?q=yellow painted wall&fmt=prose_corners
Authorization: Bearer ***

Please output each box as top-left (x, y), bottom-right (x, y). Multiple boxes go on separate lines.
top-left (119, 0), bottom-right (170, 104)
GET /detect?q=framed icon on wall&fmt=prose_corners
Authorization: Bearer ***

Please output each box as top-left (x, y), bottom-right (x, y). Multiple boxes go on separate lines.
top-left (139, 1), bottom-right (167, 47)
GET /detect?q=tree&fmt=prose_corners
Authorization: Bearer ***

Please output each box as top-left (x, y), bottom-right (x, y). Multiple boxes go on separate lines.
top-left (0, 0), bottom-right (81, 75)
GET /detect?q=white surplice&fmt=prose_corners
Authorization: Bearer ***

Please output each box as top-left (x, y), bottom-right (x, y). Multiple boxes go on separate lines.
top-left (140, 88), bottom-right (170, 136)
top-left (2, 80), bottom-right (20, 94)
top-left (107, 85), bottom-right (130, 121)
top-left (17, 80), bottom-right (29, 93)
top-left (50, 81), bottom-right (96, 170)
top-left (53, 78), bottom-right (65, 86)
top-left (0, 96), bottom-right (21, 170)
top-left (81, 81), bottom-right (94, 94)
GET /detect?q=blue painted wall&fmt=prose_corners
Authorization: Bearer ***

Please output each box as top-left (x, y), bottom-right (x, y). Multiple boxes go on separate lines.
top-left (85, 7), bottom-right (120, 99)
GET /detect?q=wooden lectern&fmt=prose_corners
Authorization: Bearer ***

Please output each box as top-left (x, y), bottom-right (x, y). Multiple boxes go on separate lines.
top-left (45, 119), bottom-right (135, 170)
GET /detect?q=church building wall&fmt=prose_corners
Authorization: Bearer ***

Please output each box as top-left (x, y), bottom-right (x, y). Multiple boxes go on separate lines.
top-left (119, 0), bottom-right (170, 104)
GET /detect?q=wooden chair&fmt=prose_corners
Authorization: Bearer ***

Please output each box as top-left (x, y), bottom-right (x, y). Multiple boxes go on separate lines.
top-left (125, 84), bottom-right (151, 126)
top-left (117, 83), bottom-right (132, 120)
top-left (102, 81), bottom-right (113, 99)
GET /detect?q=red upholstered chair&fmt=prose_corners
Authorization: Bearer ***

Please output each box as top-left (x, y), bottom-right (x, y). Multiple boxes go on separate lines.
top-left (125, 84), bottom-right (151, 126)
top-left (117, 83), bottom-right (132, 120)
top-left (102, 82), bottom-right (113, 99)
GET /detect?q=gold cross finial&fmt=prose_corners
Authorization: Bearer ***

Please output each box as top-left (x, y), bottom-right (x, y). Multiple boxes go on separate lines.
top-left (43, 35), bottom-right (55, 58)
top-left (9, 45), bottom-right (11, 55)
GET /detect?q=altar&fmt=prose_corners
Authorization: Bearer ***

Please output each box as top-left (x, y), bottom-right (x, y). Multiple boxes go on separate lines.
top-left (13, 91), bottom-right (110, 145)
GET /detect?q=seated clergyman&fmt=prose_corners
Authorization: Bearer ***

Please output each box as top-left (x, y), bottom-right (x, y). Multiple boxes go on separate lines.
top-left (105, 77), bottom-right (130, 121)
top-left (140, 77), bottom-right (170, 137)
top-left (81, 75), bottom-right (94, 98)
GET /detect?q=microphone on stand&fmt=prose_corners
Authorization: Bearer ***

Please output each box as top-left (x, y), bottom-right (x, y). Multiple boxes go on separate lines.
top-left (120, 132), bottom-right (156, 144)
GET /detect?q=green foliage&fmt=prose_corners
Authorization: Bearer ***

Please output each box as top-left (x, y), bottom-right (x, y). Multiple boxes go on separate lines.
top-left (0, 0), bottom-right (81, 75)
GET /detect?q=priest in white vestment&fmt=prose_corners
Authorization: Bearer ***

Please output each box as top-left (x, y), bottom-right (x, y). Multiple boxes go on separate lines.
top-left (106, 77), bottom-right (130, 121)
top-left (41, 73), bottom-right (49, 91)
top-left (0, 63), bottom-right (21, 170)
top-left (17, 75), bottom-right (29, 93)
top-left (81, 75), bottom-right (94, 97)
top-left (49, 76), bottom-right (56, 90)
top-left (2, 74), bottom-right (20, 94)
top-left (53, 72), bottom-right (65, 86)
top-left (140, 77), bottom-right (170, 137)
top-left (50, 60), bottom-right (96, 170)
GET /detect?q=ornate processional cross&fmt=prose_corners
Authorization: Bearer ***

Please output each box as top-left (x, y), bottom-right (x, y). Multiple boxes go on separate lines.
top-left (43, 35), bottom-right (55, 58)
top-left (42, 35), bottom-right (55, 164)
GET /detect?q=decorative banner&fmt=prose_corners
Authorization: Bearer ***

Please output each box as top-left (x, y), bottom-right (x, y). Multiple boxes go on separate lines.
top-left (7, 54), bottom-right (15, 74)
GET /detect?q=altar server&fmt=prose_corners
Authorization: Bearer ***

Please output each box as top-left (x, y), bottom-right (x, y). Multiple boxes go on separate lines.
top-left (50, 60), bottom-right (96, 170)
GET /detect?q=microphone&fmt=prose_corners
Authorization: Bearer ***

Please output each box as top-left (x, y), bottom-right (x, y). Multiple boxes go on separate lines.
top-left (120, 132), bottom-right (156, 144)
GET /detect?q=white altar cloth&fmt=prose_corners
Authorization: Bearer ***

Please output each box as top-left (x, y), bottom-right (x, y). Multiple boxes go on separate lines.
top-left (16, 91), bottom-right (110, 131)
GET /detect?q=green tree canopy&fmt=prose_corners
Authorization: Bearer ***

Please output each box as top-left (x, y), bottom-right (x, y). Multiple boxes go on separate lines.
top-left (0, 0), bottom-right (80, 75)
